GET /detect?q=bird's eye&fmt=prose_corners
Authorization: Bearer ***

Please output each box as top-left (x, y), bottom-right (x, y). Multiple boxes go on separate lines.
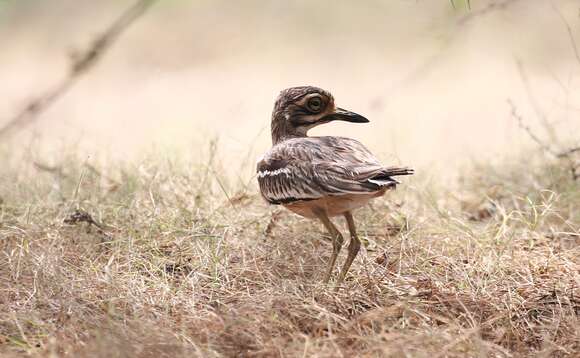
top-left (307, 97), bottom-right (323, 112)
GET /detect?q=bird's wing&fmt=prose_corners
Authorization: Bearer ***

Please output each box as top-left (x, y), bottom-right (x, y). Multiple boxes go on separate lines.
top-left (257, 137), bottom-right (413, 205)
top-left (256, 158), bottom-right (325, 204)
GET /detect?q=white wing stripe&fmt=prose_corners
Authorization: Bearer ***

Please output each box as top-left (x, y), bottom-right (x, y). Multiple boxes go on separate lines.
top-left (257, 168), bottom-right (291, 178)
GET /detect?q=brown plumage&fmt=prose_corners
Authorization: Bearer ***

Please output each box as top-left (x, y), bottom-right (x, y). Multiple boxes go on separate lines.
top-left (257, 86), bottom-right (413, 288)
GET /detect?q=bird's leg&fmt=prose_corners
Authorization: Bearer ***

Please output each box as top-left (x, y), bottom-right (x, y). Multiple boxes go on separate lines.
top-left (336, 211), bottom-right (361, 289)
top-left (313, 208), bottom-right (344, 284)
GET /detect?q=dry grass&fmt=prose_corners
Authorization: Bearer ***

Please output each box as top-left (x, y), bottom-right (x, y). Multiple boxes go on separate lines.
top-left (0, 147), bottom-right (578, 357)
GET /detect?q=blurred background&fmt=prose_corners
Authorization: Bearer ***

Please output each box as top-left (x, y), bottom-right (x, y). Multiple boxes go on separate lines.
top-left (1, 0), bottom-right (579, 179)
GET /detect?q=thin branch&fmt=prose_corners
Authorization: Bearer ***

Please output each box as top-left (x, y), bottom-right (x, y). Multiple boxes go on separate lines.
top-left (557, 146), bottom-right (580, 158)
top-left (457, 0), bottom-right (521, 25)
top-left (508, 99), bottom-right (579, 180)
top-left (386, 0), bottom-right (520, 96)
top-left (387, 0), bottom-right (521, 96)
top-left (0, 0), bottom-right (158, 140)
top-left (515, 59), bottom-right (558, 142)
top-left (507, 99), bottom-right (557, 157)
top-left (550, 1), bottom-right (580, 66)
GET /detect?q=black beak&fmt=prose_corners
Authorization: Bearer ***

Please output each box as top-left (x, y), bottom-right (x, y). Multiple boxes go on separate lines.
top-left (323, 107), bottom-right (369, 123)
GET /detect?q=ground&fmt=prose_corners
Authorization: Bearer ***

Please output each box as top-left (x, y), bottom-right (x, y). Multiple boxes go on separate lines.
top-left (0, 149), bottom-right (578, 357)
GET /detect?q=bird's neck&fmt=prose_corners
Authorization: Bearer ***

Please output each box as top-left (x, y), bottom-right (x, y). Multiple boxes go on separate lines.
top-left (271, 115), bottom-right (308, 145)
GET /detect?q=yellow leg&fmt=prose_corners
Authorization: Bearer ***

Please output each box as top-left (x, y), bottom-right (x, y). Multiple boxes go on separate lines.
top-left (313, 208), bottom-right (344, 284)
top-left (335, 211), bottom-right (361, 289)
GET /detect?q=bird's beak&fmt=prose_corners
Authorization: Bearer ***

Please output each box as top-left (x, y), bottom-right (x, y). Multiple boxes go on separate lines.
top-left (323, 107), bottom-right (369, 123)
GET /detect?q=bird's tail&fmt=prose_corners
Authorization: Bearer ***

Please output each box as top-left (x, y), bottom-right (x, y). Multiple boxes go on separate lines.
top-left (380, 167), bottom-right (414, 177)
top-left (366, 167), bottom-right (414, 187)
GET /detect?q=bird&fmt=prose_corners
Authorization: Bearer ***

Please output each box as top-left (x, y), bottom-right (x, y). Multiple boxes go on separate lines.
top-left (257, 86), bottom-right (413, 288)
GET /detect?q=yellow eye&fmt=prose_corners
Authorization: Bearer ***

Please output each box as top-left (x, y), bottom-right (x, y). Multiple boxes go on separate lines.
top-left (307, 97), bottom-right (323, 112)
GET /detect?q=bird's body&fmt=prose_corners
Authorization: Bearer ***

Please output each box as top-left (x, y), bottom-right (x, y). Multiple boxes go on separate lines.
top-left (258, 136), bottom-right (406, 217)
top-left (283, 191), bottom-right (385, 219)
top-left (257, 86), bottom-right (413, 288)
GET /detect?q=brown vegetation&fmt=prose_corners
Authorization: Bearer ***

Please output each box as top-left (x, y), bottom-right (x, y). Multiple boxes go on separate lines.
top-left (0, 148), bottom-right (577, 357)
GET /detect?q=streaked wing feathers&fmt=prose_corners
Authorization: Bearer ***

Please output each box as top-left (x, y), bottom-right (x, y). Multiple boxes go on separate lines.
top-left (257, 136), bottom-right (413, 205)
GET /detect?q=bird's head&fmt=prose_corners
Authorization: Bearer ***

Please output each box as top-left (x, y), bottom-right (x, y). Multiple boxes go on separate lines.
top-left (271, 86), bottom-right (368, 144)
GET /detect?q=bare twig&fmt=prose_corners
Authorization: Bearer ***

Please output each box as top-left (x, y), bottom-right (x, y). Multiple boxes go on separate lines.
top-left (515, 60), bottom-right (558, 141)
top-left (508, 99), bottom-right (579, 180)
top-left (550, 1), bottom-right (580, 66)
top-left (385, 0), bottom-right (521, 97)
top-left (557, 147), bottom-right (580, 158)
top-left (0, 0), bottom-right (158, 139)
top-left (507, 99), bottom-right (557, 157)
top-left (390, 0), bottom-right (521, 96)
top-left (457, 0), bottom-right (521, 25)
